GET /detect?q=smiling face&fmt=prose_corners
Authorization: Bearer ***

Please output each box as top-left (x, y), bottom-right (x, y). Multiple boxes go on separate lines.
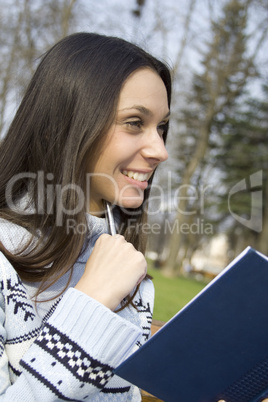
top-left (87, 68), bottom-right (170, 215)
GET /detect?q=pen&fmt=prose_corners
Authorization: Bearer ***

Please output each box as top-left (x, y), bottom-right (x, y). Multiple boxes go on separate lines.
top-left (106, 201), bottom-right (116, 236)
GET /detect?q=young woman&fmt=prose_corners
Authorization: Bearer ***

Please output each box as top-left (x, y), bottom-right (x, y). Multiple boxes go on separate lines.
top-left (0, 32), bottom-right (171, 400)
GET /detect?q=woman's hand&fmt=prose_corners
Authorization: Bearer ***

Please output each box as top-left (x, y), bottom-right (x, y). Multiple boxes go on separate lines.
top-left (75, 234), bottom-right (147, 310)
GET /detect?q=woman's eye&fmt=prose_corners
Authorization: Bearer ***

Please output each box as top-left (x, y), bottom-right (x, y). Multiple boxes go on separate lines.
top-left (126, 120), bottom-right (143, 130)
top-left (157, 123), bottom-right (168, 137)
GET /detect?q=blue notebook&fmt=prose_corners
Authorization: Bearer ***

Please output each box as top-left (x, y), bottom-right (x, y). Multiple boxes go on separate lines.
top-left (115, 247), bottom-right (268, 402)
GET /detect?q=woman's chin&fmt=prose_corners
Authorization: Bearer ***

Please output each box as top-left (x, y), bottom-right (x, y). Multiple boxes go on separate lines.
top-left (117, 196), bottom-right (144, 210)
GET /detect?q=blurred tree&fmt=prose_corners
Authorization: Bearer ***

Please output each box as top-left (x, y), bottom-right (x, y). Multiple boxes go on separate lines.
top-left (0, 0), bottom-right (79, 135)
top-left (212, 84), bottom-right (268, 256)
top-left (163, 0), bottom-right (267, 275)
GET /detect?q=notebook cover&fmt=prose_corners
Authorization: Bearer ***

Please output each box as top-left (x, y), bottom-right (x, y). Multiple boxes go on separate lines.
top-left (114, 247), bottom-right (268, 402)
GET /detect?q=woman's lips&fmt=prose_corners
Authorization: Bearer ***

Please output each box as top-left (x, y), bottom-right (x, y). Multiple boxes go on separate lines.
top-left (122, 170), bottom-right (150, 182)
top-left (121, 170), bottom-right (150, 190)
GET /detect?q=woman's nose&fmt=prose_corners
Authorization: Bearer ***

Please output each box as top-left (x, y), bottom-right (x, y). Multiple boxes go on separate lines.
top-left (141, 131), bottom-right (168, 163)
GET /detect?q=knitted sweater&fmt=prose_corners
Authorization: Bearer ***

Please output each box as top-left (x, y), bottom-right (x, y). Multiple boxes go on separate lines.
top-left (0, 215), bottom-right (154, 401)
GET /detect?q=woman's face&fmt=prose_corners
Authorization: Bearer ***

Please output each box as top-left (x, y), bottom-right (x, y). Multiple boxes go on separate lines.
top-left (87, 68), bottom-right (170, 215)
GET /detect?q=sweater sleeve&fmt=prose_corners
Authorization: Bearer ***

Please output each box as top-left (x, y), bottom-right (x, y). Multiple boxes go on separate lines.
top-left (0, 287), bottom-right (142, 401)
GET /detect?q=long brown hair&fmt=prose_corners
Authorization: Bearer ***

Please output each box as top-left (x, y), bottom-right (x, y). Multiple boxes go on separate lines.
top-left (0, 32), bottom-right (172, 304)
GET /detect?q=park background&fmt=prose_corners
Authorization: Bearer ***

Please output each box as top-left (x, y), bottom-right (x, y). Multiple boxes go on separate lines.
top-left (0, 0), bottom-right (267, 321)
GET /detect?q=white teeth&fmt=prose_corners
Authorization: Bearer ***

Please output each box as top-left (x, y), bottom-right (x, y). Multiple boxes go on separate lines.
top-left (136, 173), bottom-right (146, 181)
top-left (122, 170), bottom-right (150, 182)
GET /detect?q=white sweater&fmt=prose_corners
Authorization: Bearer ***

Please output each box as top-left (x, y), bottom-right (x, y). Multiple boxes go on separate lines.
top-left (0, 215), bottom-right (154, 401)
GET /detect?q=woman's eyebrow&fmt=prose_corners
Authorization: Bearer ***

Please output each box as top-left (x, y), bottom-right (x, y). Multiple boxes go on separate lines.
top-left (119, 105), bottom-right (170, 119)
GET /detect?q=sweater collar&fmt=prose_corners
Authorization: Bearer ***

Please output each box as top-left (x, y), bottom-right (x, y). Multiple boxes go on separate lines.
top-left (85, 213), bottom-right (109, 237)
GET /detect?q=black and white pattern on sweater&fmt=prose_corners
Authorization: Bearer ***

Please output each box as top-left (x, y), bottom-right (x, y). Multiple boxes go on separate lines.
top-left (135, 297), bottom-right (153, 345)
top-left (42, 297), bottom-right (62, 324)
top-left (1, 276), bottom-right (35, 322)
top-left (8, 362), bottom-right (21, 377)
top-left (101, 386), bottom-right (131, 394)
top-left (6, 327), bottom-right (41, 345)
top-left (35, 323), bottom-right (113, 387)
top-left (0, 335), bottom-right (4, 357)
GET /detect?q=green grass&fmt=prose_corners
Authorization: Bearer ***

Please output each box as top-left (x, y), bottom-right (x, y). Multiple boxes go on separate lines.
top-left (148, 266), bottom-right (207, 322)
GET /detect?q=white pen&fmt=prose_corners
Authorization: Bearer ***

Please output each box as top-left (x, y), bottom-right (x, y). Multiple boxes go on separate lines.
top-left (105, 201), bottom-right (116, 236)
